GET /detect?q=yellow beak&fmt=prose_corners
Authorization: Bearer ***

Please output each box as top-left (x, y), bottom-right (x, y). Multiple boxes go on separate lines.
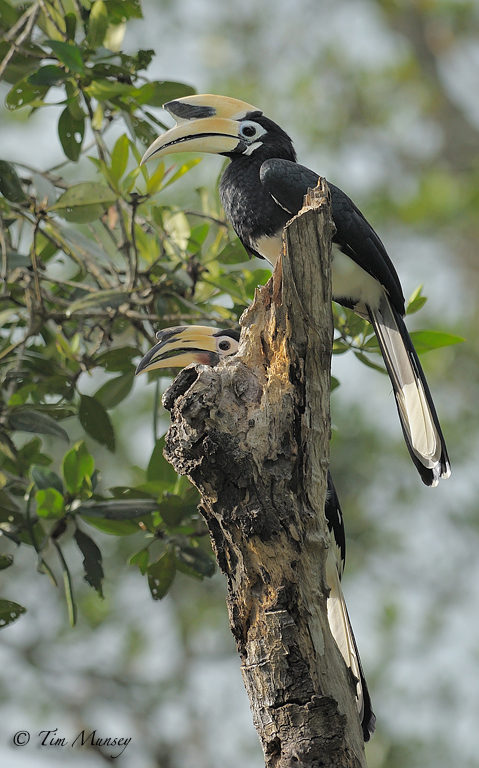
top-left (140, 117), bottom-right (241, 164)
top-left (135, 326), bottom-right (220, 375)
top-left (140, 94), bottom-right (262, 165)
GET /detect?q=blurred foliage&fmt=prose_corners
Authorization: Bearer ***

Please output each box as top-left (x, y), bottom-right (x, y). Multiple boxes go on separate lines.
top-left (0, 0), bottom-right (463, 630)
top-left (0, 0), bottom-right (274, 627)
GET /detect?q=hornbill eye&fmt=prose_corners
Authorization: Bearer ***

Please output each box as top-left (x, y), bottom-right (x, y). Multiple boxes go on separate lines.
top-left (239, 121), bottom-right (263, 139)
top-left (218, 339), bottom-right (231, 351)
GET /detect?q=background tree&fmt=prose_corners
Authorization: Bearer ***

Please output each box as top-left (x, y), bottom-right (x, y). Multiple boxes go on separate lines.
top-left (0, 1), bottom-right (477, 767)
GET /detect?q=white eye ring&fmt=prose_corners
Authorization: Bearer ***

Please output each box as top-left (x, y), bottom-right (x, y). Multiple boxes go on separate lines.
top-left (239, 120), bottom-right (263, 140)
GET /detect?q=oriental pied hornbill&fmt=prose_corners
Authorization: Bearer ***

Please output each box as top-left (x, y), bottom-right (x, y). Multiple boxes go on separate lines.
top-left (140, 95), bottom-right (450, 487)
top-left (135, 325), bottom-right (376, 742)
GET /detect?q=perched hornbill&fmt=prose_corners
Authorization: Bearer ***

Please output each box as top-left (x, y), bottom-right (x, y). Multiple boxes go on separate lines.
top-left (140, 95), bottom-right (450, 487)
top-left (136, 325), bottom-right (376, 741)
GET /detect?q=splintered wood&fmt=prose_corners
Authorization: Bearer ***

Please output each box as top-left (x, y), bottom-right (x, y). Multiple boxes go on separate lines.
top-left (162, 179), bottom-right (368, 768)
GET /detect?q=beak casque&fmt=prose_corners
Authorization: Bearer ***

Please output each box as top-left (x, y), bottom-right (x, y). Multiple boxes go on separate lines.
top-left (135, 326), bottom-right (220, 375)
top-left (163, 94), bottom-right (261, 122)
top-left (140, 94), bottom-right (262, 165)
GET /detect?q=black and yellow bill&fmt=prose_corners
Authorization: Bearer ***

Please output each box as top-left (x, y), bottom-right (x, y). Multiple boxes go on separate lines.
top-left (135, 326), bottom-right (240, 375)
top-left (140, 94), bottom-right (262, 164)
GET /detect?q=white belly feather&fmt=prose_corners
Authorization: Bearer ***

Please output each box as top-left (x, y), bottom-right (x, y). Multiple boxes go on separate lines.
top-left (254, 236), bottom-right (383, 313)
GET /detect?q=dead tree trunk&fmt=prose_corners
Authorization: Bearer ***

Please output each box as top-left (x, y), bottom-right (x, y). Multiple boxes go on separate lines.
top-left (162, 180), bottom-right (368, 768)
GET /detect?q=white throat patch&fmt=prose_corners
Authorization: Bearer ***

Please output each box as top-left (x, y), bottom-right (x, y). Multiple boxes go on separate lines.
top-left (243, 141), bottom-right (263, 156)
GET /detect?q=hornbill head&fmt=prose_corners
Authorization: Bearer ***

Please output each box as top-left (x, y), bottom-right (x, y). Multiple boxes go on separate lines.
top-left (135, 325), bottom-right (240, 375)
top-left (140, 94), bottom-right (296, 164)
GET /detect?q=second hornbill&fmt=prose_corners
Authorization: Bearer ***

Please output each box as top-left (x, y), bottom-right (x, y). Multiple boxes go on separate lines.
top-left (140, 95), bottom-right (450, 487)
top-left (136, 325), bottom-right (376, 741)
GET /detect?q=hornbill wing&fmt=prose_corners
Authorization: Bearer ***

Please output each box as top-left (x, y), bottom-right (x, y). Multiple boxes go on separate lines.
top-left (325, 474), bottom-right (375, 742)
top-left (260, 158), bottom-right (405, 314)
top-left (260, 158), bottom-right (450, 486)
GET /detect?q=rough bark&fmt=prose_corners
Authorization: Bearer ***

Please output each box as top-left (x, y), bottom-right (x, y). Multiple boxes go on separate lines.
top-left (162, 180), bottom-right (367, 767)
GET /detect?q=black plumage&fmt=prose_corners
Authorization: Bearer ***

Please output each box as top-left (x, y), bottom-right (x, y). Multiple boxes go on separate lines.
top-left (215, 111), bottom-right (449, 486)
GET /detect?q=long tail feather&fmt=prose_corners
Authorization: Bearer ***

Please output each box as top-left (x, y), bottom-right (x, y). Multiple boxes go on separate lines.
top-left (326, 552), bottom-right (376, 741)
top-left (369, 297), bottom-right (450, 486)
top-left (325, 475), bottom-right (375, 741)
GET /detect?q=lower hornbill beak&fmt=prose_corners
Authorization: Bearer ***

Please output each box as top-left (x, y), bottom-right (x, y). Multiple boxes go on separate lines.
top-left (140, 94), bottom-right (262, 164)
top-left (135, 325), bottom-right (240, 375)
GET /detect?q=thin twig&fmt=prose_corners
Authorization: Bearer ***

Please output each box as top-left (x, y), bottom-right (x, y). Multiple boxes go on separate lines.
top-left (0, 2), bottom-right (40, 82)
top-left (126, 195), bottom-right (140, 290)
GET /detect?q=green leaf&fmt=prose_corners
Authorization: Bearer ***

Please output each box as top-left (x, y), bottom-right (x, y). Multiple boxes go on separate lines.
top-left (175, 545), bottom-right (215, 578)
top-left (104, 0), bottom-right (143, 23)
top-left (128, 115), bottom-right (159, 147)
top-left (0, 161), bottom-right (28, 203)
top-left (65, 12), bottom-right (77, 40)
top-left (157, 494), bottom-right (186, 527)
top-left (110, 133), bottom-right (129, 182)
top-left (31, 466), bottom-right (64, 494)
top-left (46, 40), bottom-right (85, 75)
top-left (84, 79), bottom-right (135, 101)
top-left (77, 498), bottom-right (159, 519)
top-left (49, 182), bottom-right (117, 212)
top-left (0, 432), bottom-right (16, 461)
top-left (330, 376), bottom-right (340, 392)
top-left (131, 80), bottom-right (195, 107)
top-left (67, 289), bottom-right (127, 316)
top-left (145, 161), bottom-right (166, 195)
top-left (353, 351), bottom-right (387, 374)
top-left (58, 107), bottom-right (85, 162)
top-left (79, 395), bottom-right (116, 452)
top-left (128, 549), bottom-right (149, 575)
top-left (8, 410), bottom-right (69, 441)
top-left (0, 0), bottom-right (18, 29)
top-left (216, 241), bottom-right (249, 264)
top-left (0, 599), bottom-right (26, 629)
top-left (148, 550), bottom-right (176, 600)
top-left (0, 555), bottom-right (14, 571)
top-left (35, 488), bottom-right (65, 519)
top-left (406, 285), bottom-right (428, 315)
top-left (121, 166), bottom-right (141, 194)
top-left (406, 296), bottom-right (427, 315)
top-left (50, 206), bottom-right (102, 224)
top-left (93, 346), bottom-right (139, 372)
top-left (38, 1), bottom-right (66, 40)
top-left (86, 0), bottom-right (108, 48)
top-left (108, 486), bottom-right (153, 499)
top-left (0, 493), bottom-right (20, 516)
top-left (62, 440), bottom-right (95, 496)
top-left (332, 339), bottom-right (349, 354)
top-left (81, 517), bottom-right (142, 536)
top-left (0, 41), bottom-right (42, 85)
top-left (74, 529), bottom-right (104, 597)
top-left (147, 436), bottom-right (178, 487)
top-left (94, 370), bottom-right (135, 409)
top-left (162, 159), bottom-right (201, 189)
top-left (409, 330), bottom-right (465, 354)
top-left (88, 156), bottom-right (118, 191)
top-left (5, 77), bottom-right (49, 110)
top-left (28, 65), bottom-right (68, 87)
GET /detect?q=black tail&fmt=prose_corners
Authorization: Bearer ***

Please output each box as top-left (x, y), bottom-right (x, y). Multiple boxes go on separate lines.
top-left (368, 296), bottom-right (450, 486)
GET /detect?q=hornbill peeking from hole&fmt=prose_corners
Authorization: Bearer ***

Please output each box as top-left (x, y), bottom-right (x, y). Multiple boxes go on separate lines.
top-left (140, 95), bottom-right (450, 487)
top-left (136, 325), bottom-right (376, 742)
